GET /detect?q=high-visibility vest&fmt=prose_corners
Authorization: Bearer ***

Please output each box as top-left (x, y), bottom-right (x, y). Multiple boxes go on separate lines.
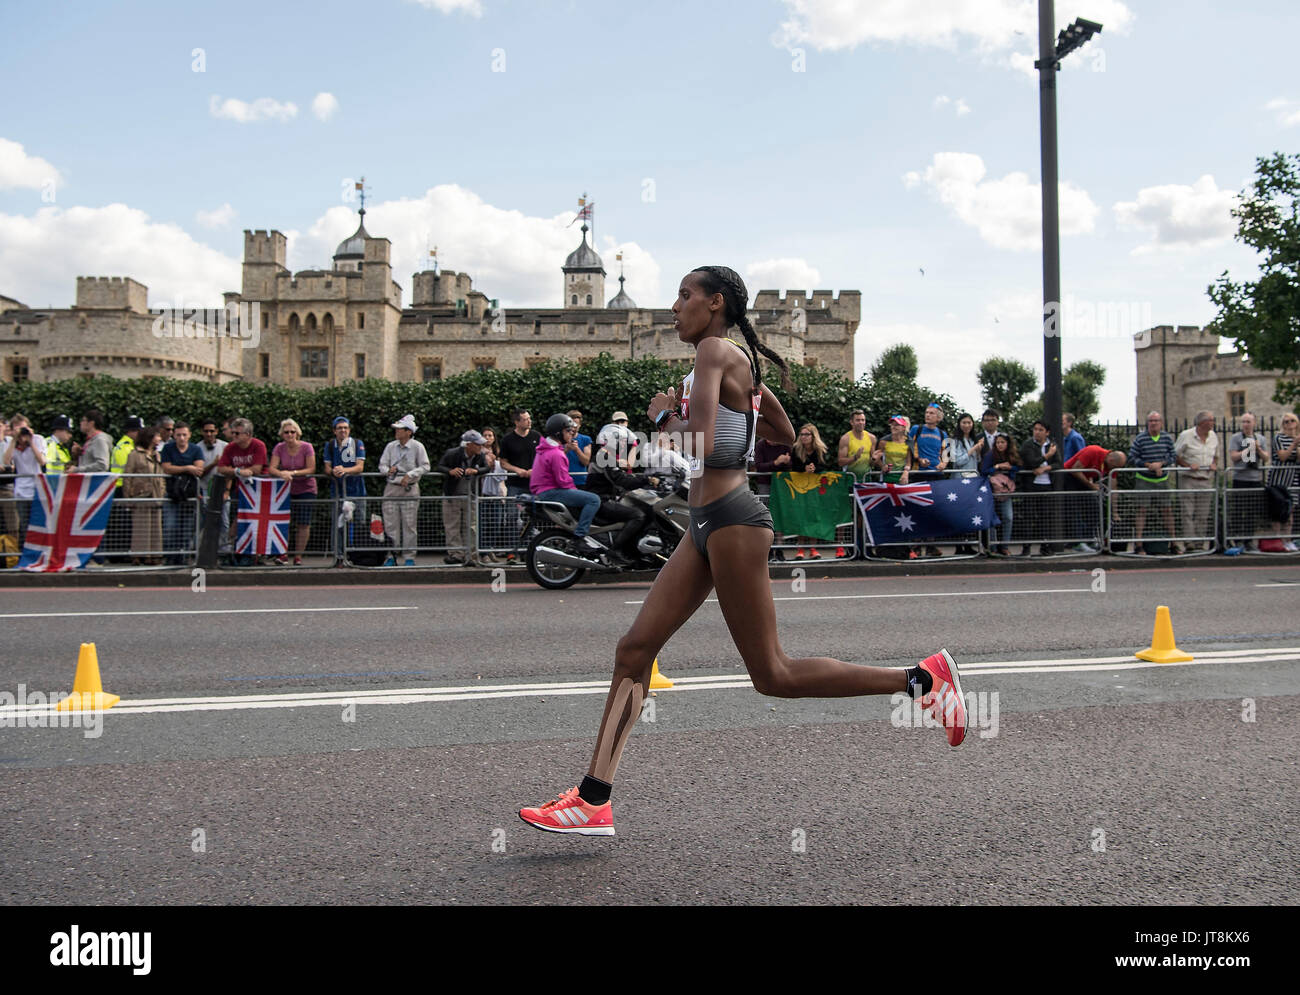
top-left (45, 437), bottom-right (72, 474)
top-left (111, 435), bottom-right (135, 487)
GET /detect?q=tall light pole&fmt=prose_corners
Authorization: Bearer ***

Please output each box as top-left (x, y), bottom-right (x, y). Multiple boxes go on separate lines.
top-left (1037, 4), bottom-right (1101, 442)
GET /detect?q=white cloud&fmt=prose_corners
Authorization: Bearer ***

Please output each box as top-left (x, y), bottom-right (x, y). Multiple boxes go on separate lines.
top-left (1265, 97), bottom-right (1300, 128)
top-left (0, 204), bottom-right (239, 309)
top-left (774, 0), bottom-right (1132, 67)
top-left (905, 151), bottom-right (1098, 250)
top-left (195, 203), bottom-right (236, 229)
top-left (933, 95), bottom-right (971, 115)
top-left (744, 258), bottom-right (823, 296)
top-left (312, 92), bottom-right (340, 122)
top-left (208, 95), bottom-right (298, 123)
top-left (0, 138), bottom-right (62, 190)
top-left (287, 185), bottom-right (662, 308)
top-left (1113, 175), bottom-right (1237, 253)
top-left (405, 0), bottom-right (483, 15)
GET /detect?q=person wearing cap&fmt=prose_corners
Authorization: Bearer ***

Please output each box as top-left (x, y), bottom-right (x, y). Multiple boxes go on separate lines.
top-left (111, 415), bottom-right (144, 487)
top-left (565, 409), bottom-right (593, 486)
top-left (45, 416), bottom-right (74, 475)
top-left (437, 429), bottom-right (489, 565)
top-left (873, 415), bottom-right (913, 484)
top-left (378, 415), bottom-right (430, 566)
top-left (322, 416), bottom-right (367, 562)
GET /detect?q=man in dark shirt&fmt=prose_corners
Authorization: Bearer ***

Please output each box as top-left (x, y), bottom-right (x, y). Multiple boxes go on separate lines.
top-left (499, 408), bottom-right (540, 499)
top-left (1019, 420), bottom-right (1063, 555)
top-left (438, 429), bottom-right (488, 565)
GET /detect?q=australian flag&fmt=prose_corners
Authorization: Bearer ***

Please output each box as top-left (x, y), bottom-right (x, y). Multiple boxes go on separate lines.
top-left (236, 478), bottom-right (291, 555)
top-left (18, 473), bottom-right (116, 571)
top-left (854, 477), bottom-right (1000, 544)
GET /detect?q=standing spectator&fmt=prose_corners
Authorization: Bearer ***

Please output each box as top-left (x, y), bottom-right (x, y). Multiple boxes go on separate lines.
top-left (787, 423), bottom-right (831, 559)
top-left (1267, 412), bottom-right (1298, 551)
top-left (322, 416), bottom-right (366, 563)
top-left (2, 419), bottom-right (45, 546)
top-left (1064, 445), bottom-right (1126, 554)
top-left (1127, 411), bottom-right (1180, 555)
top-left (44, 416), bottom-right (74, 475)
top-left (123, 426), bottom-right (164, 565)
top-left (74, 410), bottom-right (112, 472)
top-left (980, 433), bottom-right (1021, 555)
top-left (378, 414), bottom-right (430, 567)
top-left (438, 429), bottom-right (488, 565)
top-left (1228, 411), bottom-right (1269, 551)
top-left (1174, 411), bottom-right (1219, 550)
top-left (753, 436), bottom-right (792, 560)
top-left (0, 416), bottom-right (15, 540)
top-left (980, 409), bottom-right (1001, 452)
top-left (910, 403), bottom-right (949, 557)
top-left (1061, 414), bottom-right (1086, 465)
top-left (945, 413), bottom-right (984, 554)
top-left (155, 417), bottom-right (175, 455)
top-left (269, 419), bottom-right (317, 566)
top-left (195, 419), bottom-right (229, 558)
top-left (838, 409), bottom-right (876, 558)
top-left (106, 414), bottom-right (143, 560)
top-left (1020, 420), bottom-right (1063, 555)
top-left (478, 427), bottom-right (509, 562)
top-left (499, 408), bottom-right (540, 498)
top-left (216, 418), bottom-right (268, 566)
top-left (875, 415), bottom-right (912, 483)
top-left (565, 409), bottom-right (593, 486)
top-left (160, 421), bottom-right (206, 565)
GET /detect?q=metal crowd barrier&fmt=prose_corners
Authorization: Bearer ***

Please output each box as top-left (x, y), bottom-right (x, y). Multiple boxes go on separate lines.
top-left (1106, 467), bottom-right (1219, 557)
top-left (1223, 477), bottom-right (1299, 553)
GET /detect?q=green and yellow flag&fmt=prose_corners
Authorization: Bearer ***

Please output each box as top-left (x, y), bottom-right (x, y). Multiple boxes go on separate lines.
top-left (769, 471), bottom-right (853, 541)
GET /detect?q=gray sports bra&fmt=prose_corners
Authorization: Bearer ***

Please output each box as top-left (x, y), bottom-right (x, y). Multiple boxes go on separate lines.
top-left (680, 340), bottom-right (760, 470)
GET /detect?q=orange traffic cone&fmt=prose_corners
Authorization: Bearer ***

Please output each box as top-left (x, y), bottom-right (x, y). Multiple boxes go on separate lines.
top-left (56, 643), bottom-right (120, 711)
top-left (649, 657), bottom-right (673, 689)
top-left (1135, 606), bottom-right (1193, 663)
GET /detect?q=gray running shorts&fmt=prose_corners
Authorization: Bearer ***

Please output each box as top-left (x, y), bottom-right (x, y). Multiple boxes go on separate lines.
top-left (689, 483), bottom-right (774, 558)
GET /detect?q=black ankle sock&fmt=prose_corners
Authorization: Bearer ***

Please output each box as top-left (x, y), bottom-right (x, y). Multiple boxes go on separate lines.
top-left (904, 666), bottom-right (932, 700)
top-left (578, 775), bottom-right (612, 806)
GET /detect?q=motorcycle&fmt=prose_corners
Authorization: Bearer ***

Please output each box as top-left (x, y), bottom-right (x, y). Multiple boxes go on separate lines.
top-left (518, 476), bottom-right (690, 589)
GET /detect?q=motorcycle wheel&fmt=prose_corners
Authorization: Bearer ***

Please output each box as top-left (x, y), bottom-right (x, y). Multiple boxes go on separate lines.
top-left (526, 528), bottom-right (587, 590)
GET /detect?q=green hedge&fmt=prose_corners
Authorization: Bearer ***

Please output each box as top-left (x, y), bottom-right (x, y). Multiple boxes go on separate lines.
top-left (2, 353), bottom-right (957, 476)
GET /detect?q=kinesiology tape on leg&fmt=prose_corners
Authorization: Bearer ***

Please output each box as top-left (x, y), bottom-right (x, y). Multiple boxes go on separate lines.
top-left (590, 677), bottom-right (645, 783)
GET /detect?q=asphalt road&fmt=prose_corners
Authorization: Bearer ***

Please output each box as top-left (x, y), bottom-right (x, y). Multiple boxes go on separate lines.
top-left (1, 562), bottom-right (1297, 905)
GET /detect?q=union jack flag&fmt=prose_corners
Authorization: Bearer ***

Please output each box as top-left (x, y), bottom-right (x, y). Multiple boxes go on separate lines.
top-left (854, 481), bottom-right (936, 511)
top-left (236, 478), bottom-right (291, 555)
top-left (854, 477), bottom-right (998, 544)
top-left (17, 473), bottom-right (116, 571)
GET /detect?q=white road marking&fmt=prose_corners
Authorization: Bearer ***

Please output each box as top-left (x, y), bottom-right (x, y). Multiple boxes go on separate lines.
top-left (3, 647), bottom-right (1296, 719)
top-left (624, 588), bottom-right (1089, 605)
top-left (1255, 582), bottom-right (1300, 587)
top-left (0, 606), bottom-right (418, 620)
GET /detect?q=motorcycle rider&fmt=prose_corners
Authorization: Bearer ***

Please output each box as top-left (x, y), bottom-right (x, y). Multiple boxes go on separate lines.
top-left (532, 413), bottom-right (603, 556)
top-left (585, 422), bottom-right (659, 566)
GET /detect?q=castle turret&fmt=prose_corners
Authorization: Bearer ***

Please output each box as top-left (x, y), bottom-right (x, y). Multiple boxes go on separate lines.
top-left (562, 224), bottom-right (605, 308)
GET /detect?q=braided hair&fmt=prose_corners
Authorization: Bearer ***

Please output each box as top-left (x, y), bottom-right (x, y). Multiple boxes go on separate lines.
top-left (690, 266), bottom-right (794, 392)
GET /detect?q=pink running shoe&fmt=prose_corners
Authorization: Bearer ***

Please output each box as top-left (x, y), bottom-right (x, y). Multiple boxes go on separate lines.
top-left (519, 786), bottom-right (615, 837)
top-left (917, 649), bottom-right (967, 747)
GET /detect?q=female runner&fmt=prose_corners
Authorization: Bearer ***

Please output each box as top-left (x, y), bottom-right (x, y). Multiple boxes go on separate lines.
top-left (519, 266), bottom-right (967, 836)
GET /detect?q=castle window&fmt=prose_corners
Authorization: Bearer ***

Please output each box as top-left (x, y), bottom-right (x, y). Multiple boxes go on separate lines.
top-left (289, 313), bottom-right (300, 335)
top-left (300, 347), bottom-right (329, 378)
top-left (305, 313), bottom-right (317, 334)
top-left (262, 310), bottom-right (269, 330)
top-left (259, 353), bottom-right (269, 378)
top-left (586, 295), bottom-right (592, 306)
top-left (323, 313), bottom-right (334, 335)
top-left (571, 295), bottom-right (578, 306)
top-left (473, 358), bottom-right (496, 372)
top-left (525, 356), bottom-right (549, 369)
top-left (5, 358), bottom-right (28, 382)
top-left (420, 360), bottom-right (442, 381)
top-left (1228, 390), bottom-right (1245, 418)
top-left (355, 354), bottom-right (365, 378)
top-left (357, 312), bottom-right (365, 329)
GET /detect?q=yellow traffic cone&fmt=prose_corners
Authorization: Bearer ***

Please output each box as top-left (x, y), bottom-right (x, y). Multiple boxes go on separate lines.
top-left (1135, 606), bottom-right (1193, 663)
top-left (56, 643), bottom-right (120, 711)
top-left (649, 657), bottom-right (674, 689)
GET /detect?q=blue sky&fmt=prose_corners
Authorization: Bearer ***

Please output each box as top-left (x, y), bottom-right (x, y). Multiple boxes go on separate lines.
top-left (2, 0), bottom-right (1297, 419)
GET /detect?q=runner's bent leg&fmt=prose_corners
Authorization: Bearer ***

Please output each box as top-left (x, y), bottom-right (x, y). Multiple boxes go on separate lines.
top-left (586, 536), bottom-right (714, 784)
top-left (707, 525), bottom-right (907, 697)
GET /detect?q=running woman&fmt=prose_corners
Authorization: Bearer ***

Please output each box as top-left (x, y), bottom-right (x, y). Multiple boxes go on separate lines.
top-left (519, 266), bottom-right (967, 837)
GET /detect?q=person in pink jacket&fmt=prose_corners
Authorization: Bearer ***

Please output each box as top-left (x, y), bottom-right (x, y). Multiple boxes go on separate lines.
top-left (531, 413), bottom-right (602, 553)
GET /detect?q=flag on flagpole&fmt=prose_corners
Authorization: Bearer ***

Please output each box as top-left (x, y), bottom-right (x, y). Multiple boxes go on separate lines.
top-left (769, 471), bottom-right (853, 542)
top-left (853, 477), bottom-right (999, 544)
top-left (17, 473), bottom-right (116, 571)
top-left (568, 196), bottom-right (594, 226)
top-left (236, 478), bottom-right (291, 555)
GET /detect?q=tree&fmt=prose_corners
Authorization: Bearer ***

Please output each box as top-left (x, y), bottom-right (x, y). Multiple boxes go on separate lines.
top-left (870, 343), bottom-right (919, 382)
top-left (977, 356), bottom-right (1038, 417)
top-left (1062, 359), bottom-right (1106, 425)
top-left (1207, 152), bottom-right (1300, 406)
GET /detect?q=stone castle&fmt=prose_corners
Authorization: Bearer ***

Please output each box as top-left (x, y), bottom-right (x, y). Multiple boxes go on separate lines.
top-left (1, 208), bottom-right (860, 387)
top-left (1133, 324), bottom-right (1291, 424)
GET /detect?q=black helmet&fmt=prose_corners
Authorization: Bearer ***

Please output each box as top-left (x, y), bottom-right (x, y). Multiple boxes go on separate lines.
top-left (545, 413), bottom-right (576, 440)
